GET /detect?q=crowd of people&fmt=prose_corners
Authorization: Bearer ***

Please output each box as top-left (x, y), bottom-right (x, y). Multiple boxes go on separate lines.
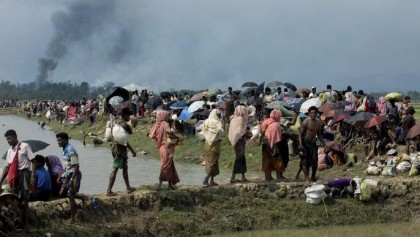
top-left (0, 83), bottom-right (418, 232)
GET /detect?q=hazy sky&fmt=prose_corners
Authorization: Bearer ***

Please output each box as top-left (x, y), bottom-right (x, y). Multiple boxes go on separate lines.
top-left (1, 0), bottom-right (419, 92)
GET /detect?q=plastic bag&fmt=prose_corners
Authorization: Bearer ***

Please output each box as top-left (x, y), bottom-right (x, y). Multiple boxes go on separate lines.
top-left (112, 123), bottom-right (128, 146)
top-left (409, 164), bottom-right (418, 176)
top-left (381, 165), bottom-right (396, 176)
top-left (396, 161), bottom-right (411, 173)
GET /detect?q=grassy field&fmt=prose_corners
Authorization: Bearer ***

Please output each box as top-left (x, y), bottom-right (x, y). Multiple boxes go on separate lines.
top-left (412, 103), bottom-right (420, 120)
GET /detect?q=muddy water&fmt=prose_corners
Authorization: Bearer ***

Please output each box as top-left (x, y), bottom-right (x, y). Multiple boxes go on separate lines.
top-left (213, 222), bottom-right (420, 237)
top-left (0, 115), bottom-right (233, 194)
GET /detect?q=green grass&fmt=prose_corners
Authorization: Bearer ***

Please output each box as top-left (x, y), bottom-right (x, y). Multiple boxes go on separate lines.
top-left (412, 103), bottom-right (420, 121)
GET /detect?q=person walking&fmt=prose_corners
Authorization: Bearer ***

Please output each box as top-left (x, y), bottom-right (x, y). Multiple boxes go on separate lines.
top-left (0, 130), bottom-right (34, 232)
top-left (149, 111), bottom-right (180, 190)
top-left (298, 106), bottom-right (325, 184)
top-left (228, 105), bottom-right (252, 183)
top-left (56, 132), bottom-right (88, 224)
top-left (106, 108), bottom-right (137, 196)
top-left (198, 109), bottom-right (224, 186)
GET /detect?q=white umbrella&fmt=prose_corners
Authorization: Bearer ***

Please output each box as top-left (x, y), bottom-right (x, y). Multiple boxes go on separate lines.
top-left (299, 98), bottom-right (322, 113)
top-left (188, 101), bottom-right (205, 113)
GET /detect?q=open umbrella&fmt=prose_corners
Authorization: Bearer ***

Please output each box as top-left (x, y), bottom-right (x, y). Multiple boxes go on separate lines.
top-left (169, 101), bottom-right (188, 110)
top-left (299, 98), bottom-right (323, 113)
top-left (406, 124), bottom-right (420, 139)
top-left (189, 92), bottom-right (206, 102)
top-left (188, 101), bottom-right (205, 113)
top-left (284, 98), bottom-right (304, 112)
top-left (241, 82), bottom-right (258, 87)
top-left (344, 112), bottom-right (374, 124)
top-left (364, 115), bottom-right (388, 129)
top-left (297, 88), bottom-right (311, 94)
top-left (266, 81), bottom-right (283, 88)
top-left (331, 101), bottom-right (351, 110)
top-left (332, 113), bottom-right (351, 124)
top-left (160, 91), bottom-right (173, 98)
top-left (147, 96), bottom-right (163, 110)
top-left (2, 140), bottom-right (49, 160)
top-left (179, 107), bottom-right (194, 120)
top-left (283, 82), bottom-right (297, 91)
top-left (255, 82), bottom-right (265, 95)
top-left (325, 140), bottom-right (344, 152)
top-left (319, 103), bottom-right (333, 113)
top-left (104, 87), bottom-right (131, 112)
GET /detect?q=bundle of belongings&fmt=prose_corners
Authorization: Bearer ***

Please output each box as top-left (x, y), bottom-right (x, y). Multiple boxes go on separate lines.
top-left (364, 149), bottom-right (420, 177)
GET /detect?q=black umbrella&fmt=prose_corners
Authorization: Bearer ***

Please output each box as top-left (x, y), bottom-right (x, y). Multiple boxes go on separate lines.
top-left (104, 87), bottom-right (131, 112)
top-left (241, 82), bottom-right (258, 87)
top-left (255, 81), bottom-right (265, 95)
top-left (2, 140), bottom-right (49, 160)
top-left (160, 91), bottom-right (173, 98)
top-left (266, 81), bottom-right (283, 88)
top-left (283, 82), bottom-right (297, 91)
top-left (344, 112), bottom-right (374, 124)
top-left (162, 100), bottom-right (176, 110)
top-left (147, 96), bottom-right (163, 110)
top-left (284, 98), bottom-right (304, 112)
top-left (331, 101), bottom-right (351, 110)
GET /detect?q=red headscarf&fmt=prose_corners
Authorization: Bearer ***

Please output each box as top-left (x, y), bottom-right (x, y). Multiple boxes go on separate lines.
top-left (149, 111), bottom-right (170, 148)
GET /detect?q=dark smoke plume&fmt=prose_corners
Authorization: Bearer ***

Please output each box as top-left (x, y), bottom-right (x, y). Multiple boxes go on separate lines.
top-left (35, 0), bottom-right (115, 87)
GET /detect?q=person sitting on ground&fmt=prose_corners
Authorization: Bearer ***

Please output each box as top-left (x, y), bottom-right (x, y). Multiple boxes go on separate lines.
top-left (29, 155), bottom-right (52, 202)
top-left (317, 147), bottom-right (334, 171)
top-left (45, 155), bottom-right (64, 197)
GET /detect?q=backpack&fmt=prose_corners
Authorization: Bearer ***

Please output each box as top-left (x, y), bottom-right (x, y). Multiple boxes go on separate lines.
top-left (365, 95), bottom-right (377, 113)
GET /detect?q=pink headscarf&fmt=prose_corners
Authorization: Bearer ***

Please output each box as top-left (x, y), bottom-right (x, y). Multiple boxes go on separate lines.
top-left (149, 111), bottom-right (170, 148)
top-left (377, 96), bottom-right (387, 115)
top-left (261, 110), bottom-right (282, 148)
top-left (228, 106), bottom-right (248, 146)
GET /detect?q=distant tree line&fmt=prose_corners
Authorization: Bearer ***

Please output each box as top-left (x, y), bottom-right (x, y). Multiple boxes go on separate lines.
top-left (0, 80), bottom-right (115, 100)
top-left (0, 79), bottom-right (419, 101)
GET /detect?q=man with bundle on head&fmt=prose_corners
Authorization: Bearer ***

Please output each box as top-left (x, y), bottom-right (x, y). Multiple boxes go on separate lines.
top-left (0, 130), bottom-right (34, 232)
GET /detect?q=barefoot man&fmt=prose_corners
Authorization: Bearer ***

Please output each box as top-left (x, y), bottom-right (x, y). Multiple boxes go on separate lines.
top-left (298, 106), bottom-right (325, 183)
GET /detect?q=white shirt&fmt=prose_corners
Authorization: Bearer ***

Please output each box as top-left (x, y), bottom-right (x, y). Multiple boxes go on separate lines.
top-left (5, 142), bottom-right (34, 170)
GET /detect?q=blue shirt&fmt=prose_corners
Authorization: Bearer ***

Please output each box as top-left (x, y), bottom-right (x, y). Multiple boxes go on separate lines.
top-left (62, 143), bottom-right (79, 173)
top-left (35, 166), bottom-right (52, 191)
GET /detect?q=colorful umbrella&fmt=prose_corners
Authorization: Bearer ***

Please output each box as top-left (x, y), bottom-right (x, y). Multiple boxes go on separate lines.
top-left (364, 115), bottom-right (388, 129)
top-left (332, 113), bottom-right (351, 124)
top-left (319, 103), bottom-right (333, 113)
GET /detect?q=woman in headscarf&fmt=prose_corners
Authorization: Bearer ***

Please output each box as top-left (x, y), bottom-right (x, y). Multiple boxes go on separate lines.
top-left (377, 96), bottom-right (387, 115)
top-left (198, 109), bottom-right (224, 186)
top-left (149, 111), bottom-right (180, 190)
top-left (228, 105), bottom-right (252, 183)
top-left (45, 155), bottom-right (65, 196)
top-left (259, 109), bottom-right (285, 181)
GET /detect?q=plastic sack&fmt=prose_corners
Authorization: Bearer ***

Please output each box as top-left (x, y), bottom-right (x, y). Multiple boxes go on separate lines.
top-left (409, 164), bottom-right (418, 176)
top-left (396, 161), bottom-right (411, 173)
top-left (103, 121), bottom-right (113, 142)
top-left (381, 165), bottom-right (396, 176)
top-left (365, 166), bottom-right (381, 175)
top-left (304, 184), bottom-right (327, 204)
top-left (359, 179), bottom-right (378, 201)
top-left (112, 123), bottom-right (128, 146)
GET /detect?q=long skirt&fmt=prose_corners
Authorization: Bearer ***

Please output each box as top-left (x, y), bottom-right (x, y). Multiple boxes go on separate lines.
top-left (233, 138), bottom-right (247, 174)
top-left (159, 145), bottom-right (180, 185)
top-left (205, 140), bottom-right (221, 177)
top-left (262, 140), bottom-right (285, 172)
